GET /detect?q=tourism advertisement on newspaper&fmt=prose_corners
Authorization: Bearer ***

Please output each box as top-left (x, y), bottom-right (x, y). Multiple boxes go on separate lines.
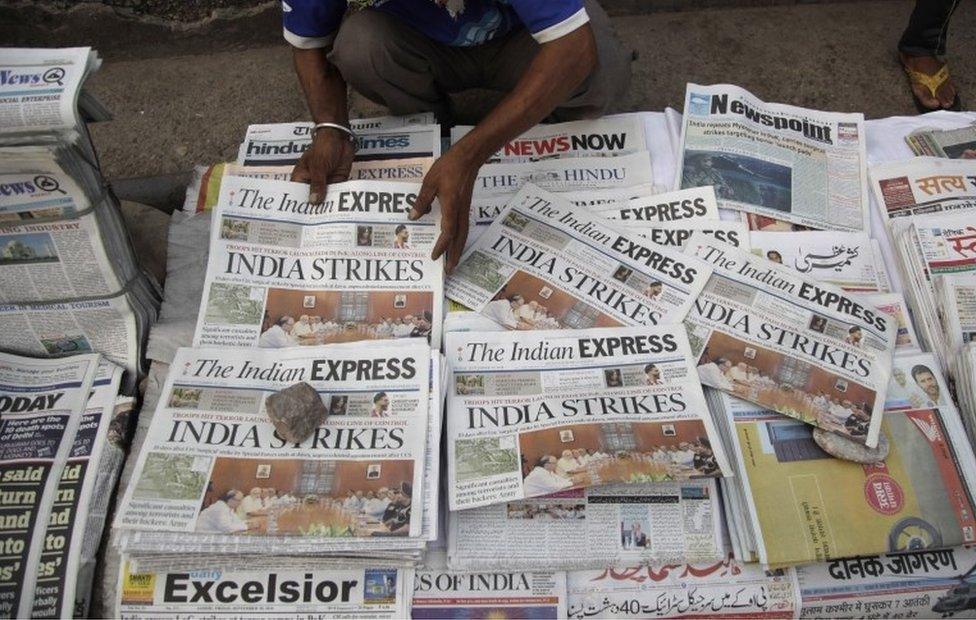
top-left (193, 177), bottom-right (443, 350)
top-left (676, 83), bottom-right (869, 232)
top-left (446, 184), bottom-right (713, 331)
top-left (683, 235), bottom-right (897, 447)
top-left (444, 326), bottom-right (730, 511)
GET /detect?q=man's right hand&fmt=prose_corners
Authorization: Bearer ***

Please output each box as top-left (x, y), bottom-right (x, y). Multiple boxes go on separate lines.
top-left (291, 128), bottom-right (355, 203)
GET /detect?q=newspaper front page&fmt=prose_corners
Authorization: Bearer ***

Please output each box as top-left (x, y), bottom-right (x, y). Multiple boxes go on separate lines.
top-left (0, 352), bottom-right (99, 617)
top-left (194, 177), bottom-right (443, 349)
top-left (447, 480), bottom-right (724, 571)
top-left (445, 326), bottom-right (730, 511)
top-left (749, 231), bottom-right (890, 293)
top-left (566, 556), bottom-right (800, 619)
top-left (676, 84), bottom-right (868, 232)
top-left (683, 235), bottom-right (897, 447)
top-left (446, 185), bottom-right (713, 331)
top-left (113, 341), bottom-right (432, 552)
top-left (870, 157), bottom-right (976, 223)
top-left (117, 559), bottom-right (413, 618)
top-left (906, 124), bottom-right (976, 158)
top-left (796, 547), bottom-right (976, 619)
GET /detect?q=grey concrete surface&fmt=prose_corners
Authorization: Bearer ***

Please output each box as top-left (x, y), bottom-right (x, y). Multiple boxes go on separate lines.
top-left (68, 0), bottom-right (972, 179)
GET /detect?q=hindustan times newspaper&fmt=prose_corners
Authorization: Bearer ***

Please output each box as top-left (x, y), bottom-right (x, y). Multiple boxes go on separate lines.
top-left (193, 177), bottom-right (443, 349)
top-left (447, 480), bottom-right (725, 571)
top-left (444, 326), bottom-right (730, 511)
top-left (683, 235), bottom-right (897, 447)
top-left (446, 184), bottom-right (713, 331)
top-left (676, 83), bottom-right (868, 232)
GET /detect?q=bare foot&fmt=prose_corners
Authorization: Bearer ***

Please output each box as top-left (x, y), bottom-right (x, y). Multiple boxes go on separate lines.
top-left (900, 53), bottom-right (958, 110)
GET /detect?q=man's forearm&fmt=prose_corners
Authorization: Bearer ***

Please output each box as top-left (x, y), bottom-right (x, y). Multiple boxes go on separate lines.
top-left (292, 47), bottom-right (349, 125)
top-left (452, 25), bottom-right (599, 165)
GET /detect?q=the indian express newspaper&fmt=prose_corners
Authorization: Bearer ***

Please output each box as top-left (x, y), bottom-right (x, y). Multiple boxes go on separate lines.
top-left (444, 326), bottom-right (730, 511)
top-left (446, 184), bottom-right (713, 331)
top-left (796, 547), bottom-right (976, 619)
top-left (113, 340), bottom-right (431, 553)
top-left (0, 352), bottom-right (99, 617)
top-left (676, 83), bottom-right (868, 232)
top-left (566, 556), bottom-right (800, 619)
top-left (193, 177), bottom-right (444, 349)
top-left (683, 235), bottom-right (897, 447)
top-left (117, 560), bottom-right (413, 618)
top-left (447, 480), bottom-right (725, 571)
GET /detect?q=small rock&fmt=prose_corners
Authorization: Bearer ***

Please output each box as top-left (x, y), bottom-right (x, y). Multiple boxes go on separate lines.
top-left (265, 382), bottom-right (328, 444)
top-left (813, 428), bottom-right (890, 463)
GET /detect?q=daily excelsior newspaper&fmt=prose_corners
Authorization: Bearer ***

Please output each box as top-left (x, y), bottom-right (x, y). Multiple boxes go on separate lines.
top-left (566, 556), bottom-right (801, 619)
top-left (117, 560), bottom-right (413, 618)
top-left (676, 84), bottom-right (869, 232)
top-left (683, 235), bottom-right (897, 447)
top-left (0, 352), bottom-right (99, 618)
top-left (113, 341), bottom-right (431, 550)
top-left (444, 326), bottom-right (730, 511)
top-left (447, 480), bottom-right (725, 571)
top-left (445, 184), bottom-right (713, 331)
top-left (193, 177), bottom-right (444, 349)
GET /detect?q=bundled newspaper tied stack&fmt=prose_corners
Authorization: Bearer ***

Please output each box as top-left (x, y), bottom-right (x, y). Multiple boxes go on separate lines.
top-left (0, 48), bottom-right (161, 393)
top-left (0, 351), bottom-right (133, 618)
top-left (713, 352), bottom-right (976, 567)
top-left (676, 84), bottom-right (869, 233)
top-left (906, 123), bottom-right (976, 158)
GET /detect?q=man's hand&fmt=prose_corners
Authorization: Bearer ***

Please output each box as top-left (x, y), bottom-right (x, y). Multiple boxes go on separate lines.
top-left (408, 146), bottom-right (481, 273)
top-left (291, 129), bottom-right (355, 203)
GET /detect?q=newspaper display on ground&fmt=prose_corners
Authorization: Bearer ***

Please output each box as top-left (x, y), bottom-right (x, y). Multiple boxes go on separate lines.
top-left (413, 550), bottom-right (567, 618)
top-left (193, 177), bottom-right (443, 350)
top-left (683, 235), bottom-right (897, 447)
top-left (906, 124), bottom-right (976, 158)
top-left (446, 184), bottom-right (713, 331)
top-left (566, 555), bottom-right (801, 619)
top-left (444, 326), bottom-right (730, 511)
top-left (716, 352), bottom-right (976, 567)
top-left (795, 546), bottom-right (976, 618)
top-left (0, 352), bottom-right (99, 617)
top-left (447, 479), bottom-right (725, 571)
top-left (116, 559), bottom-right (413, 618)
top-left (676, 84), bottom-right (869, 232)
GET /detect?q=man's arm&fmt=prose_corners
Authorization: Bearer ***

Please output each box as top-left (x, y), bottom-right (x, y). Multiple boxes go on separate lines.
top-left (291, 47), bottom-right (355, 202)
top-left (409, 24), bottom-right (598, 272)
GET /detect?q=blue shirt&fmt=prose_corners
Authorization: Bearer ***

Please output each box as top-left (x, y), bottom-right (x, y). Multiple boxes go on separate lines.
top-left (282, 0), bottom-right (588, 48)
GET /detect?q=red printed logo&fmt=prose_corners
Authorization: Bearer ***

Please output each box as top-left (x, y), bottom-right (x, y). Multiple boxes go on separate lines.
top-left (864, 473), bottom-right (905, 515)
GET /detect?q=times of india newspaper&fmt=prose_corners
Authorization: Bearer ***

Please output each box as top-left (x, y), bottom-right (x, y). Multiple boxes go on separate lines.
top-left (446, 184), bottom-right (713, 331)
top-left (193, 177), bottom-right (443, 349)
top-left (717, 352), bottom-right (976, 567)
top-left (683, 235), bottom-right (897, 447)
top-left (676, 84), bottom-right (869, 232)
top-left (444, 326), bottom-right (730, 511)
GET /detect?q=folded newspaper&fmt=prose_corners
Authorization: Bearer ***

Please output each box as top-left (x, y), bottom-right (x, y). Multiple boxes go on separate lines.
top-left (906, 123), bottom-right (976, 158)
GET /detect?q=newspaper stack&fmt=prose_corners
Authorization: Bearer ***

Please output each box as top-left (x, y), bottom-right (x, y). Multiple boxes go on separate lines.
top-left (0, 351), bottom-right (133, 618)
top-left (0, 47), bottom-right (160, 393)
top-left (714, 352), bottom-right (976, 567)
top-left (906, 123), bottom-right (976, 158)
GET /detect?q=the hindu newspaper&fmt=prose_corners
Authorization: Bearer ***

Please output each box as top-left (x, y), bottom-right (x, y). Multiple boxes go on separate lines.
top-left (0, 47), bottom-right (100, 142)
top-left (906, 123), bottom-right (976, 158)
top-left (717, 352), bottom-right (976, 567)
top-left (116, 559), bottom-right (413, 618)
top-left (566, 555), bottom-right (800, 619)
top-left (445, 184), bottom-right (713, 331)
top-left (795, 546), bottom-right (976, 619)
top-left (193, 177), bottom-right (444, 349)
top-left (113, 340), bottom-right (434, 554)
top-left (30, 360), bottom-right (122, 618)
top-left (869, 157), bottom-right (976, 223)
top-left (452, 114), bottom-right (647, 162)
top-left (683, 235), bottom-right (897, 447)
top-left (0, 352), bottom-right (100, 618)
top-left (466, 152), bottom-right (654, 246)
top-left (936, 273), bottom-right (976, 358)
top-left (237, 120), bottom-right (440, 166)
top-left (413, 550), bottom-right (567, 618)
top-left (676, 83), bottom-right (869, 232)
top-left (447, 479), bottom-right (725, 571)
top-left (444, 325), bottom-right (731, 511)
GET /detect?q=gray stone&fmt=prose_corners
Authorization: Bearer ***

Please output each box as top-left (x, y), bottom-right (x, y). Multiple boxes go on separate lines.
top-left (265, 382), bottom-right (328, 444)
top-left (813, 428), bottom-right (890, 464)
